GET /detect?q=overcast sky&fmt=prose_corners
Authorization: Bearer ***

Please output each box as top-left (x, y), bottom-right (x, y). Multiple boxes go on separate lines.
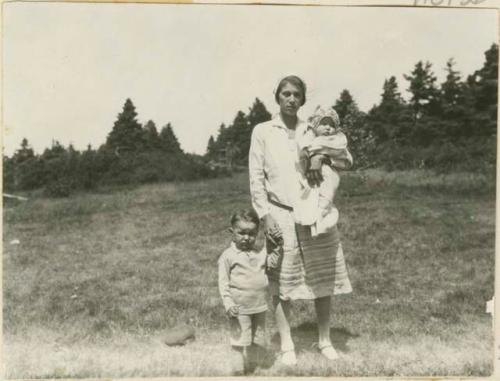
top-left (2, 3), bottom-right (497, 156)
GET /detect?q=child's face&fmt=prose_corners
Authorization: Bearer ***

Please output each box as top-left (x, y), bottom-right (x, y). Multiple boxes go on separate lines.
top-left (230, 220), bottom-right (259, 251)
top-left (315, 117), bottom-right (337, 136)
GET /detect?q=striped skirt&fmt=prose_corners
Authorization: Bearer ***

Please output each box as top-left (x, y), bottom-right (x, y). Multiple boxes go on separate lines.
top-left (268, 203), bottom-right (352, 300)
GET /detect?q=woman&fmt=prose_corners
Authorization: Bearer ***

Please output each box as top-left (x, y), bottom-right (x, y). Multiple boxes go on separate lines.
top-left (249, 75), bottom-right (352, 365)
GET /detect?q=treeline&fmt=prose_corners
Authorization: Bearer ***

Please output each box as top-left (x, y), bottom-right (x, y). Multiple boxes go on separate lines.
top-left (3, 99), bottom-right (218, 196)
top-left (4, 44), bottom-right (497, 197)
top-left (205, 98), bottom-right (272, 166)
top-left (358, 43), bottom-right (497, 171)
top-left (206, 43), bottom-right (498, 173)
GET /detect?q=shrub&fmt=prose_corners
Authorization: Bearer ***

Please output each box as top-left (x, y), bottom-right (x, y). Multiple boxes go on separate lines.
top-left (372, 135), bottom-right (496, 173)
top-left (44, 179), bottom-right (72, 198)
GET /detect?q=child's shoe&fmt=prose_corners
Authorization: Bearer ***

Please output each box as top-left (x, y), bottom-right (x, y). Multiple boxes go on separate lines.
top-left (230, 348), bottom-right (246, 375)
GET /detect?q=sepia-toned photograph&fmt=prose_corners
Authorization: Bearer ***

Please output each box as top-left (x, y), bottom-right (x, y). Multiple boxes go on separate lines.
top-left (2, 2), bottom-right (497, 378)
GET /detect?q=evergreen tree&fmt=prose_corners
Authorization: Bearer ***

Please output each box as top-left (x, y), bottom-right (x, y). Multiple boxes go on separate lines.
top-left (159, 123), bottom-right (183, 154)
top-left (143, 120), bottom-right (161, 150)
top-left (211, 123), bottom-right (228, 161)
top-left (106, 98), bottom-right (144, 153)
top-left (247, 98), bottom-right (272, 127)
top-left (404, 61), bottom-right (442, 145)
top-left (441, 58), bottom-right (463, 106)
top-left (41, 140), bottom-right (67, 161)
top-left (216, 123), bottom-right (227, 148)
top-left (333, 91), bottom-right (371, 168)
top-left (13, 138), bottom-right (35, 164)
top-left (368, 76), bottom-right (412, 143)
top-left (473, 43), bottom-right (498, 111)
top-left (79, 144), bottom-right (97, 189)
top-left (11, 138), bottom-right (43, 190)
top-left (40, 140), bottom-right (70, 186)
top-left (207, 99), bottom-right (271, 165)
top-left (94, 144), bottom-right (117, 180)
top-left (206, 135), bottom-right (217, 159)
top-left (466, 43), bottom-right (498, 136)
top-left (232, 111), bottom-right (248, 132)
top-left (3, 138), bottom-right (33, 189)
top-left (230, 110), bottom-right (248, 164)
top-left (381, 76), bottom-right (403, 104)
top-left (67, 144), bottom-right (80, 182)
top-left (440, 58), bottom-right (468, 138)
top-left (404, 61), bottom-right (441, 119)
top-left (334, 90), bottom-right (356, 121)
top-left (240, 98), bottom-right (272, 164)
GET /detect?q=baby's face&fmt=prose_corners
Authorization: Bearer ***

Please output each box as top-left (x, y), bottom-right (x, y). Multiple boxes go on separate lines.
top-left (314, 117), bottom-right (337, 136)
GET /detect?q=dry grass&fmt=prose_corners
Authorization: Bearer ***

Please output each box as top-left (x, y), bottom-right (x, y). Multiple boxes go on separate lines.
top-left (4, 320), bottom-right (492, 378)
top-left (3, 169), bottom-right (495, 378)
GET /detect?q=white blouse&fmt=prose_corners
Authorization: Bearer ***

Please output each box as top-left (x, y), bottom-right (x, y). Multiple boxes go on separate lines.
top-left (249, 114), bottom-right (308, 218)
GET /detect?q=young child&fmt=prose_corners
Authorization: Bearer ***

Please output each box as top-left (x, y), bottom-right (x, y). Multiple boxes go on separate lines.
top-left (218, 208), bottom-right (276, 373)
top-left (294, 106), bottom-right (353, 236)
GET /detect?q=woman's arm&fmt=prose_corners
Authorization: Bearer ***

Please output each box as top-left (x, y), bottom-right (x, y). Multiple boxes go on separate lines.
top-left (249, 126), bottom-right (282, 241)
top-left (249, 126), bottom-right (270, 219)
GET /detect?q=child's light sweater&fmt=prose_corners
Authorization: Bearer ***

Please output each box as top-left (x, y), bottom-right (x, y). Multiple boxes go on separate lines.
top-left (217, 243), bottom-right (268, 315)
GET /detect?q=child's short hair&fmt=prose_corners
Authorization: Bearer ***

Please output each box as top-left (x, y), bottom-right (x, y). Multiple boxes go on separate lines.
top-left (231, 208), bottom-right (260, 228)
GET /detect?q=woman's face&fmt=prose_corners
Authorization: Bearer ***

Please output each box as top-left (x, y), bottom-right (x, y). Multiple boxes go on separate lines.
top-left (278, 82), bottom-right (304, 117)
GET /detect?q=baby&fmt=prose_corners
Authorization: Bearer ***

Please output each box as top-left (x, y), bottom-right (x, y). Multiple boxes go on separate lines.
top-left (218, 208), bottom-right (280, 373)
top-left (294, 106), bottom-right (353, 236)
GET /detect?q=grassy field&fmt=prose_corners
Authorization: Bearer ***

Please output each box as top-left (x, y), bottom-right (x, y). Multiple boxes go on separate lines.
top-left (3, 169), bottom-right (496, 378)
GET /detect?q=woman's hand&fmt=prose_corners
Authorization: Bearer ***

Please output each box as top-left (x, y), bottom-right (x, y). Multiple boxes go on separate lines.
top-left (306, 154), bottom-right (324, 187)
top-left (262, 214), bottom-right (283, 246)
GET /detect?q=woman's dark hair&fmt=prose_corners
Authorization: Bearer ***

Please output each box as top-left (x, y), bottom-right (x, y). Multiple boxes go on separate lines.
top-left (231, 208), bottom-right (260, 228)
top-left (275, 75), bottom-right (307, 106)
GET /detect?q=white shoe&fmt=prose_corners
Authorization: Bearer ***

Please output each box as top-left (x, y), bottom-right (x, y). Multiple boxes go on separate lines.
top-left (318, 344), bottom-right (339, 360)
top-left (279, 350), bottom-right (297, 366)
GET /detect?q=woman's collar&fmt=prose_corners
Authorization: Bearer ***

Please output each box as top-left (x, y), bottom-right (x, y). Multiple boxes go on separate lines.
top-left (271, 113), bottom-right (305, 130)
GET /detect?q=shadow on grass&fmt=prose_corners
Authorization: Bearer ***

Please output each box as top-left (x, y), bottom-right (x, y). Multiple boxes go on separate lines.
top-left (245, 343), bottom-right (276, 374)
top-left (271, 323), bottom-right (360, 354)
top-left (245, 324), bottom-right (358, 375)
